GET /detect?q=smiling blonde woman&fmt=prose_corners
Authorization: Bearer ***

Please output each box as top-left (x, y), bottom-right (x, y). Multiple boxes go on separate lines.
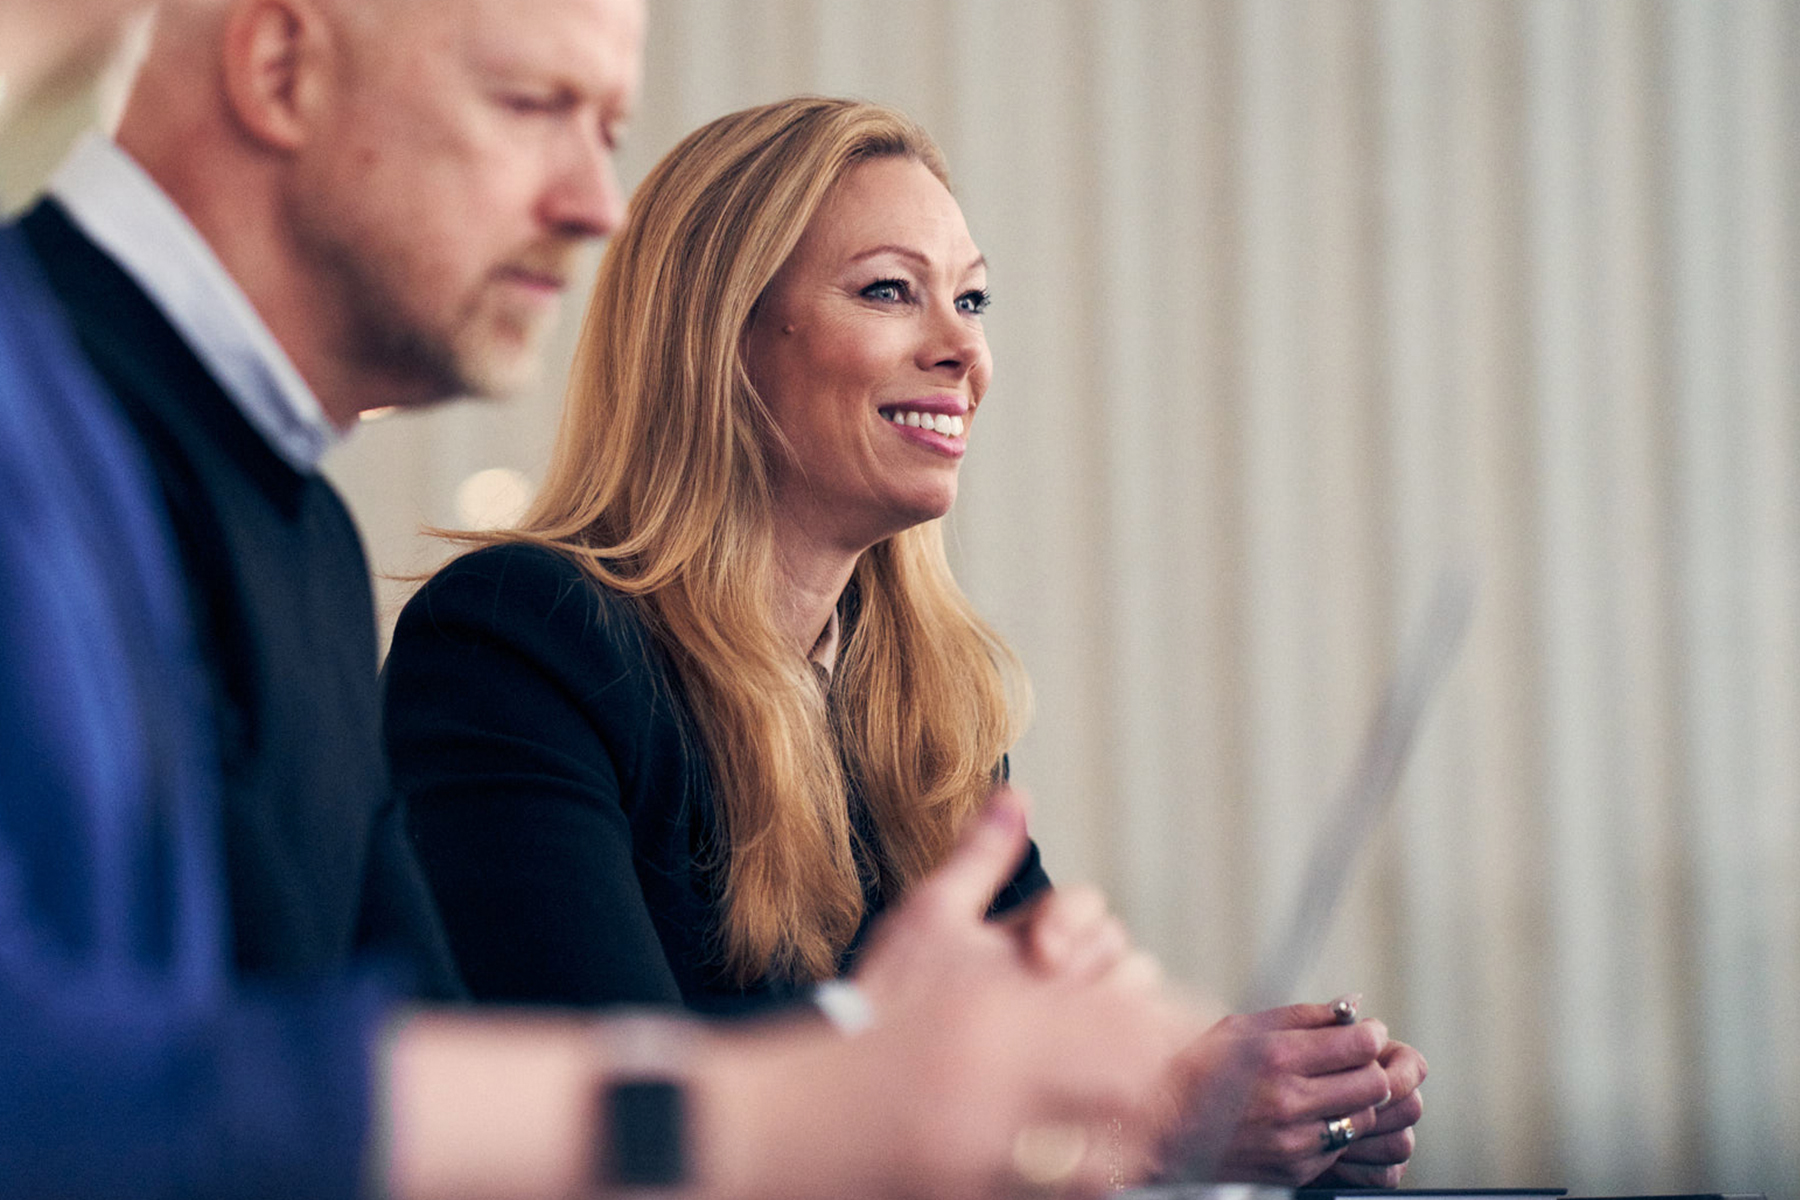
top-left (382, 97), bottom-right (1037, 1011)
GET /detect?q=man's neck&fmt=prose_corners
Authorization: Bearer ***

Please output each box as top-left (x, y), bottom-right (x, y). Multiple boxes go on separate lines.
top-left (53, 133), bottom-right (347, 469)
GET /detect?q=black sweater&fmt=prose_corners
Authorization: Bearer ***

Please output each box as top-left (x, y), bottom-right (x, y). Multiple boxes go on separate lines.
top-left (383, 542), bottom-right (1046, 1014)
top-left (22, 201), bottom-right (459, 998)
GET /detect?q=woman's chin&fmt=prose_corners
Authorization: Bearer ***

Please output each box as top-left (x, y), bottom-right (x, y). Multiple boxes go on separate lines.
top-left (779, 480), bottom-right (960, 555)
top-left (884, 486), bottom-right (958, 534)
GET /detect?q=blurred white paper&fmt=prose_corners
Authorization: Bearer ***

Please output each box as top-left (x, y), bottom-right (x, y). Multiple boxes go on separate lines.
top-left (1244, 568), bottom-right (1475, 1011)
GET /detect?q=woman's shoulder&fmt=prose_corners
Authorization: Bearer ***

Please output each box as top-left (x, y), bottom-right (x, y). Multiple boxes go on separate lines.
top-left (396, 540), bottom-right (647, 650)
top-left (417, 539), bottom-right (609, 592)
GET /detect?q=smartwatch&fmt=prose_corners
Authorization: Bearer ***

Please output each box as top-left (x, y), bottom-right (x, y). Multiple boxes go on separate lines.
top-left (596, 1014), bottom-right (692, 1193)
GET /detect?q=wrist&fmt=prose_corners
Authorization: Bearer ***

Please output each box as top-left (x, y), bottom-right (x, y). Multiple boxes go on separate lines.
top-left (592, 1013), bottom-right (698, 1197)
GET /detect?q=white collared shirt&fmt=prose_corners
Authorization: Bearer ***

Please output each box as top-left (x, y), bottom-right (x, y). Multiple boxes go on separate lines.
top-left (809, 605), bottom-right (842, 685)
top-left (48, 134), bottom-right (339, 473)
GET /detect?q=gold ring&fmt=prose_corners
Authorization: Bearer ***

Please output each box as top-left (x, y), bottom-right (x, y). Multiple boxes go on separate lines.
top-left (1321, 1115), bottom-right (1357, 1152)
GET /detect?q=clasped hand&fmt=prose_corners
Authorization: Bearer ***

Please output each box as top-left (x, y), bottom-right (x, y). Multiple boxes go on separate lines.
top-left (848, 788), bottom-right (1424, 1196)
top-left (1010, 882), bottom-right (1428, 1189)
top-left (1159, 1002), bottom-right (1427, 1186)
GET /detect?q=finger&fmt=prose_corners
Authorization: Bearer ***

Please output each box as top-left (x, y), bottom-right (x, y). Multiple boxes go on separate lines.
top-left (1248, 1060), bottom-right (1391, 1128)
top-left (1283, 1103), bottom-right (1383, 1173)
top-left (1252, 1113), bottom-right (1376, 1188)
top-left (1378, 1039), bottom-right (1428, 1100)
top-left (1365, 1087), bottom-right (1423, 1136)
top-left (1255, 1103), bottom-right (1391, 1189)
top-left (1058, 914), bottom-right (1133, 982)
top-left (1262, 1019), bottom-right (1388, 1078)
top-left (1010, 884), bottom-right (1114, 975)
top-left (1220, 1084), bottom-right (1395, 1189)
top-left (1238, 1002), bottom-right (1350, 1032)
top-left (916, 787), bottom-right (1031, 919)
top-left (1335, 1126), bottom-right (1416, 1167)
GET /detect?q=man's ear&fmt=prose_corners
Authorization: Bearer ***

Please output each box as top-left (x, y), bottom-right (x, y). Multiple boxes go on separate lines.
top-left (220, 0), bottom-right (328, 150)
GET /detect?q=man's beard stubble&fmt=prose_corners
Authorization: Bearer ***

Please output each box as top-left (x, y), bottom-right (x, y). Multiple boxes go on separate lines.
top-left (299, 212), bottom-right (573, 407)
top-left (347, 266), bottom-right (561, 405)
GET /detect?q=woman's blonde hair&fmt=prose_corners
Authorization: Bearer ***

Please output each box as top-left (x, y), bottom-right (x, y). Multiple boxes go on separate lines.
top-left (483, 96), bottom-right (1028, 984)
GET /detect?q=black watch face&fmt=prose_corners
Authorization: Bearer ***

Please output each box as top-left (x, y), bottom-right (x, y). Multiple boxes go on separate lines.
top-left (605, 1078), bottom-right (687, 1187)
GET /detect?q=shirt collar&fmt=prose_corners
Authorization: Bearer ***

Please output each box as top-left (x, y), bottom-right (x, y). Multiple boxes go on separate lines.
top-left (47, 133), bottom-right (340, 472)
top-left (809, 606), bottom-right (842, 685)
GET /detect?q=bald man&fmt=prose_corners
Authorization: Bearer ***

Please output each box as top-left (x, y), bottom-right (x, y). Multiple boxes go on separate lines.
top-left (1, 1), bottom-right (1202, 1196)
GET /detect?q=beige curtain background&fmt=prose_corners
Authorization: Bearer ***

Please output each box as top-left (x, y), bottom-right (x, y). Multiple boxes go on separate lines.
top-left (333, 3), bottom-right (1800, 1193)
top-left (337, 1), bottom-right (1800, 1194)
top-left (7, 0), bottom-right (1793, 1194)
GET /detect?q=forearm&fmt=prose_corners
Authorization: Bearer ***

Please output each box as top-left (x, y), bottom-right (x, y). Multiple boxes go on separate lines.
top-left (378, 788), bottom-right (1202, 1200)
top-left (382, 1012), bottom-right (595, 1200)
top-left (380, 1008), bottom-right (894, 1200)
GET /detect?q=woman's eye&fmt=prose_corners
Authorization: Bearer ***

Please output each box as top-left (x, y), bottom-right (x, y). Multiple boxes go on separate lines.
top-left (957, 289), bottom-right (992, 316)
top-left (862, 279), bottom-right (910, 303)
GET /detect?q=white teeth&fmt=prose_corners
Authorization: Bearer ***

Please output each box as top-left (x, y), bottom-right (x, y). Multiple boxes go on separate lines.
top-left (885, 409), bottom-right (966, 437)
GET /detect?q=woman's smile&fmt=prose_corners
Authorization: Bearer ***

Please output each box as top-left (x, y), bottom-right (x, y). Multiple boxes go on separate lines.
top-left (878, 399), bottom-right (968, 456)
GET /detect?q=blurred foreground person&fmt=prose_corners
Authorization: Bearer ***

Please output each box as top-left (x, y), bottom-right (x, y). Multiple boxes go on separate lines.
top-left (385, 94), bottom-right (1425, 1187)
top-left (1, 0), bottom-right (245, 1183)
top-left (1, 0), bottom-right (1198, 1194)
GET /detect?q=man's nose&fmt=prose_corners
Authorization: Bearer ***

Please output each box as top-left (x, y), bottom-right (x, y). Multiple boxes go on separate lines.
top-left (544, 135), bottom-right (626, 240)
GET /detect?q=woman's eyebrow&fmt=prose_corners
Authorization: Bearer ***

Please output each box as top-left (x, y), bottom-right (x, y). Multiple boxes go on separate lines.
top-left (848, 244), bottom-right (988, 276)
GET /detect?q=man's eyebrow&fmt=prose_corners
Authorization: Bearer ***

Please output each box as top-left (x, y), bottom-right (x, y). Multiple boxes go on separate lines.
top-left (848, 244), bottom-right (988, 275)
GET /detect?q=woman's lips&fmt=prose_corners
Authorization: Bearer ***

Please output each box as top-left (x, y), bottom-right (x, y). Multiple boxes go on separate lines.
top-left (878, 405), bottom-right (967, 457)
top-left (879, 407), bottom-right (966, 437)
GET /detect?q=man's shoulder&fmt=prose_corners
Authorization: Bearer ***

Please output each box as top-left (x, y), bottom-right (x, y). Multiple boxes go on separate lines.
top-left (15, 199), bottom-right (249, 457)
top-left (13, 199), bottom-right (141, 342)
top-left (0, 217), bottom-right (175, 555)
top-left (0, 218), bottom-right (50, 301)
top-left (0, 216), bottom-right (92, 376)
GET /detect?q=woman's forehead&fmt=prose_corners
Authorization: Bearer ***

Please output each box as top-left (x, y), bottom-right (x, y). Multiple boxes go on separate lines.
top-left (790, 158), bottom-right (979, 273)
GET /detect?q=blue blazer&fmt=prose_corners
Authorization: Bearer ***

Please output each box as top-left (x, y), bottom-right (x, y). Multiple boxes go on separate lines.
top-left (0, 221), bottom-right (379, 1198)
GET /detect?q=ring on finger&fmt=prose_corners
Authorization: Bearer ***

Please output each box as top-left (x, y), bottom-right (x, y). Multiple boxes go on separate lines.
top-left (1320, 1116), bottom-right (1357, 1152)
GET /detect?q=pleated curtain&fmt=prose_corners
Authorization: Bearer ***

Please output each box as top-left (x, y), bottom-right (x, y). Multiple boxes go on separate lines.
top-left (326, 3), bottom-right (1800, 1194)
